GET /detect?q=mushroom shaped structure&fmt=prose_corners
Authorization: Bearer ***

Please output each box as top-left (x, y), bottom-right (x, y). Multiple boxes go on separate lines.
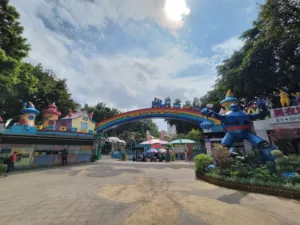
top-left (19, 101), bottom-right (40, 127)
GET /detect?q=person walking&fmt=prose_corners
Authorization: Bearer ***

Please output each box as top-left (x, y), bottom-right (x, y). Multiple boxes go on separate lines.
top-left (184, 148), bottom-right (188, 162)
top-left (5, 152), bottom-right (17, 176)
top-left (62, 148), bottom-right (68, 165)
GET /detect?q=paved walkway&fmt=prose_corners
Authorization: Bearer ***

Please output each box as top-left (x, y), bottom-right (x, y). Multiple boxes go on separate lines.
top-left (1, 161), bottom-right (300, 225)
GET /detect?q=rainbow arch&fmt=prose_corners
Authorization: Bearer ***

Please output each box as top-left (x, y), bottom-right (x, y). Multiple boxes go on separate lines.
top-left (95, 107), bottom-right (221, 133)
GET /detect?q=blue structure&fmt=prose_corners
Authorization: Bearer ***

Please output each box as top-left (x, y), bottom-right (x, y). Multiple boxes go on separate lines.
top-left (200, 103), bottom-right (276, 162)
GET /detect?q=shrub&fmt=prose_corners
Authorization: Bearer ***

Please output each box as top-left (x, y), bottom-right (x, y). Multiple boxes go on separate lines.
top-left (194, 154), bottom-right (213, 174)
top-left (266, 161), bottom-right (277, 173)
top-left (0, 164), bottom-right (6, 175)
top-left (276, 155), bottom-right (300, 173)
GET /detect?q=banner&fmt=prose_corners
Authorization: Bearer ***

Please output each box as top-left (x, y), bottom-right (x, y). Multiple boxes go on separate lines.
top-left (160, 130), bottom-right (165, 140)
top-left (146, 130), bottom-right (152, 143)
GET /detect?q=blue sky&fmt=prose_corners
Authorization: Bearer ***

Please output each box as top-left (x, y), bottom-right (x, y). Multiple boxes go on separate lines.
top-left (11, 0), bottom-right (265, 131)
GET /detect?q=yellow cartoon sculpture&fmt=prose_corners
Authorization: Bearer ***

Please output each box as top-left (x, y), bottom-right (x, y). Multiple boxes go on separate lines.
top-left (279, 90), bottom-right (290, 107)
top-left (292, 92), bottom-right (300, 105)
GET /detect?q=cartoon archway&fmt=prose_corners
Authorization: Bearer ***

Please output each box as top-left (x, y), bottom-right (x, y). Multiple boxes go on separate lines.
top-left (95, 108), bottom-right (222, 133)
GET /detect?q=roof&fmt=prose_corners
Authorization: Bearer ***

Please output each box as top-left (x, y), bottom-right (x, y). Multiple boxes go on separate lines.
top-left (60, 110), bottom-right (96, 124)
top-left (170, 139), bottom-right (195, 144)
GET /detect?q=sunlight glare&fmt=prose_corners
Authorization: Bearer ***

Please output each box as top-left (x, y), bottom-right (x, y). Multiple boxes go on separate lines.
top-left (165, 0), bottom-right (190, 22)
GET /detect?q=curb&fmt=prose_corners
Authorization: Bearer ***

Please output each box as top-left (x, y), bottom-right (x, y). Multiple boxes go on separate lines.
top-left (196, 173), bottom-right (300, 200)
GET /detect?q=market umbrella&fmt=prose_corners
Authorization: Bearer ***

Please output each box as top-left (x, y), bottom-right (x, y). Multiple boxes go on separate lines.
top-left (170, 139), bottom-right (195, 144)
top-left (146, 149), bottom-right (158, 154)
top-left (139, 139), bottom-right (169, 145)
top-left (106, 137), bottom-right (126, 144)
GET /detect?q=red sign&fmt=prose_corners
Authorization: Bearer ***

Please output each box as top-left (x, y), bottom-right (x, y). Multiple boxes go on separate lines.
top-left (271, 106), bottom-right (300, 117)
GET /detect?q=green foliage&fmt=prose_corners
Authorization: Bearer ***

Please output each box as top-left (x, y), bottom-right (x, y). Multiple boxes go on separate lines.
top-left (174, 129), bottom-right (203, 142)
top-left (0, 164), bottom-right (6, 175)
top-left (0, 49), bottom-right (20, 91)
top-left (266, 161), bottom-right (277, 173)
top-left (276, 155), bottom-right (300, 173)
top-left (0, 0), bottom-right (31, 61)
top-left (194, 154), bottom-right (213, 174)
top-left (1, 64), bottom-right (79, 121)
top-left (202, 149), bottom-right (300, 191)
top-left (212, 144), bottom-right (229, 162)
top-left (166, 119), bottom-right (200, 134)
top-left (200, 0), bottom-right (300, 105)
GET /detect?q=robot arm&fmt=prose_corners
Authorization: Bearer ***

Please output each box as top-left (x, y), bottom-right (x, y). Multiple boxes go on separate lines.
top-left (249, 108), bottom-right (268, 120)
top-left (200, 108), bottom-right (226, 121)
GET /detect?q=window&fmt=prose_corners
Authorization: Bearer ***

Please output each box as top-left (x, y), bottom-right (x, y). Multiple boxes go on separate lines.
top-left (81, 122), bottom-right (88, 130)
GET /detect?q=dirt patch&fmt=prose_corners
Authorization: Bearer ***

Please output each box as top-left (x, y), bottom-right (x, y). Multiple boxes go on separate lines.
top-left (121, 195), bottom-right (180, 225)
top-left (97, 177), bottom-right (168, 203)
top-left (176, 195), bottom-right (281, 225)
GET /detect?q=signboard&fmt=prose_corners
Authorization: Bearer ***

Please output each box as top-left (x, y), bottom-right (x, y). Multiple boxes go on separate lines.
top-left (205, 142), bottom-right (212, 156)
top-left (270, 106), bottom-right (300, 118)
top-left (268, 115), bottom-right (300, 124)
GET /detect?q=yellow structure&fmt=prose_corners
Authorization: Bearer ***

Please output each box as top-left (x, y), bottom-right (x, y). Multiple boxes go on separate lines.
top-left (42, 102), bottom-right (61, 129)
top-left (220, 89), bottom-right (238, 112)
top-left (56, 110), bottom-right (95, 133)
top-left (18, 102), bottom-right (40, 127)
top-left (279, 90), bottom-right (290, 107)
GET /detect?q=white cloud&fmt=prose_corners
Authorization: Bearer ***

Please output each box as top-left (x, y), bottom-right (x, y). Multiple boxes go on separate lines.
top-left (212, 36), bottom-right (244, 57)
top-left (10, 0), bottom-right (244, 130)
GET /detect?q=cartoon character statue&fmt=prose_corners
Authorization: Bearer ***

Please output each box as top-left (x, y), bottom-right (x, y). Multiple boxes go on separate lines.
top-left (165, 97), bottom-right (171, 107)
top-left (291, 92), bottom-right (300, 105)
top-left (278, 90), bottom-right (290, 107)
top-left (200, 103), bottom-right (276, 162)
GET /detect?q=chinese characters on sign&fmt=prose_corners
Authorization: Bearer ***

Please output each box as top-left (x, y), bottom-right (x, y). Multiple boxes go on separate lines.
top-left (269, 106), bottom-right (300, 124)
top-left (271, 106), bottom-right (300, 117)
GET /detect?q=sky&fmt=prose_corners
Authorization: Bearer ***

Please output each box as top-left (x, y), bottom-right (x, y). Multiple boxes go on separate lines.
top-left (11, 0), bottom-right (265, 131)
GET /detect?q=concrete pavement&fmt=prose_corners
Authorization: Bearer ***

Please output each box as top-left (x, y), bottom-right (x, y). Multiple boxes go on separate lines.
top-left (0, 161), bottom-right (300, 225)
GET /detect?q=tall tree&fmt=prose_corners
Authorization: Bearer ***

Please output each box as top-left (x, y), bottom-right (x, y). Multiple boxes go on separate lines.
top-left (0, 64), bottom-right (79, 121)
top-left (0, 0), bottom-right (30, 60)
top-left (203, 0), bottom-right (300, 105)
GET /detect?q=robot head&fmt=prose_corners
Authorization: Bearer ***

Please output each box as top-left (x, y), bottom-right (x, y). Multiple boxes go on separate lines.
top-left (229, 103), bottom-right (241, 112)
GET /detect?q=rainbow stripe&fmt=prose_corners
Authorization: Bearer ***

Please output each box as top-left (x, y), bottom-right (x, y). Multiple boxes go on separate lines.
top-left (95, 108), bottom-right (221, 132)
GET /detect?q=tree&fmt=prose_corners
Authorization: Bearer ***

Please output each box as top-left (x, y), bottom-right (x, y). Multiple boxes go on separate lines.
top-left (0, 0), bottom-right (30, 60)
top-left (0, 64), bottom-right (79, 121)
top-left (0, 49), bottom-right (20, 92)
top-left (174, 129), bottom-right (203, 142)
top-left (203, 0), bottom-right (300, 105)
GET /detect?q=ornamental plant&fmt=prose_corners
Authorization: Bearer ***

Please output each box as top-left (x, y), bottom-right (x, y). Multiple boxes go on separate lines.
top-left (212, 144), bottom-right (230, 164)
top-left (194, 154), bottom-right (213, 174)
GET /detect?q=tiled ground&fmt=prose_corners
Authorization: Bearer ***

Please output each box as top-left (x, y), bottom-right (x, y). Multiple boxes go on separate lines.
top-left (1, 161), bottom-right (300, 225)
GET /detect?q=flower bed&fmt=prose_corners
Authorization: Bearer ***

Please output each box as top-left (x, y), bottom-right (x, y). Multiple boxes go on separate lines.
top-left (194, 146), bottom-right (300, 200)
top-left (196, 172), bottom-right (300, 199)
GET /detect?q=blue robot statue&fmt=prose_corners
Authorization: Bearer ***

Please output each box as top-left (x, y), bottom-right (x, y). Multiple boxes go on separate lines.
top-left (200, 103), bottom-right (276, 162)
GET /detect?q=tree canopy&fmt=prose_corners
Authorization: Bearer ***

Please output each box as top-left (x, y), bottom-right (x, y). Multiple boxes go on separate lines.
top-left (205, 0), bottom-right (300, 105)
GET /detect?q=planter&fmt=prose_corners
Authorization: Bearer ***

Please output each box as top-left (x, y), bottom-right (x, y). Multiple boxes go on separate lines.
top-left (195, 172), bottom-right (300, 200)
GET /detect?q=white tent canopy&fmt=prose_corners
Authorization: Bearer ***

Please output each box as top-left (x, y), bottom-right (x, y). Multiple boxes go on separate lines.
top-left (106, 137), bottom-right (126, 144)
